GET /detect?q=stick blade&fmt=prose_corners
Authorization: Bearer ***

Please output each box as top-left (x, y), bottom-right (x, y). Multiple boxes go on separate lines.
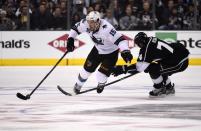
top-left (16, 93), bottom-right (30, 100)
top-left (57, 85), bottom-right (72, 96)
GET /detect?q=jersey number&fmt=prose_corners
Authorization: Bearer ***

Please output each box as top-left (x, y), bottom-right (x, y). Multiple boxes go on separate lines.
top-left (109, 29), bottom-right (116, 36)
top-left (157, 41), bottom-right (173, 53)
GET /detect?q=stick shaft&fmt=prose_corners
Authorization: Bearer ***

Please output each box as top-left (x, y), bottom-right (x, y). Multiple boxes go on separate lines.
top-left (29, 51), bottom-right (68, 96)
top-left (78, 73), bottom-right (137, 94)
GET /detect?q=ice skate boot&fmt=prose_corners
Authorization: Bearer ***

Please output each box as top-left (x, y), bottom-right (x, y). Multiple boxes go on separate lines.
top-left (73, 83), bottom-right (82, 94)
top-left (97, 83), bottom-right (105, 94)
top-left (149, 83), bottom-right (166, 98)
top-left (165, 83), bottom-right (175, 95)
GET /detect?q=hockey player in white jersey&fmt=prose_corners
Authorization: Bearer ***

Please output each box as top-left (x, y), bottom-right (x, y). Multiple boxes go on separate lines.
top-left (67, 11), bottom-right (133, 94)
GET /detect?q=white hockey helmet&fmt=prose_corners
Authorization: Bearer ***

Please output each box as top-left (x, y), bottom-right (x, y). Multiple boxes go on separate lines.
top-left (86, 11), bottom-right (101, 22)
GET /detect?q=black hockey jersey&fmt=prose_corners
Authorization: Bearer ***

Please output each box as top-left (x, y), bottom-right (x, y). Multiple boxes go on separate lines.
top-left (137, 37), bottom-right (190, 65)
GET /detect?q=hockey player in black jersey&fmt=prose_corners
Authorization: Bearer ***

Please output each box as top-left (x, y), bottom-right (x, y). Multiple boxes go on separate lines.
top-left (112, 32), bottom-right (190, 97)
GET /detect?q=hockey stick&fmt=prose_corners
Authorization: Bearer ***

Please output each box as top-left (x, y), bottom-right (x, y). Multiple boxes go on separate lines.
top-left (16, 51), bottom-right (69, 100)
top-left (57, 72), bottom-right (138, 96)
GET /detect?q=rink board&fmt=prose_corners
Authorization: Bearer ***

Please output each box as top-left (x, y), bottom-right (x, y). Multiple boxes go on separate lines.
top-left (0, 31), bottom-right (201, 66)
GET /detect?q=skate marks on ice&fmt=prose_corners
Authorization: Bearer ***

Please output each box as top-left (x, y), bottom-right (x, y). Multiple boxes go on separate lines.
top-left (1, 87), bottom-right (201, 131)
top-left (75, 103), bottom-right (201, 120)
top-left (57, 85), bottom-right (201, 120)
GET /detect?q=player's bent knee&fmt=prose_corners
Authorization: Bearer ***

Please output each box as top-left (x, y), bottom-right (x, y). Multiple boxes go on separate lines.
top-left (146, 64), bottom-right (161, 79)
top-left (98, 65), bottom-right (110, 77)
top-left (84, 63), bottom-right (97, 73)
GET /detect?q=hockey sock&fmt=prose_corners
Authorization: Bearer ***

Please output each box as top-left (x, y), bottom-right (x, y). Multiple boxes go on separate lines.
top-left (165, 77), bottom-right (171, 85)
top-left (152, 75), bottom-right (163, 85)
top-left (76, 68), bottom-right (91, 86)
top-left (96, 71), bottom-right (107, 85)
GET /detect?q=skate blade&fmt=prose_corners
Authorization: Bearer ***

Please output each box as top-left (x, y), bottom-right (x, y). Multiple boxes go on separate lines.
top-left (149, 94), bottom-right (166, 98)
top-left (166, 93), bottom-right (175, 97)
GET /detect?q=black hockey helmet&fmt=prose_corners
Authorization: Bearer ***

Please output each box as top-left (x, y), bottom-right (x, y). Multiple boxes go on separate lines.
top-left (134, 32), bottom-right (148, 48)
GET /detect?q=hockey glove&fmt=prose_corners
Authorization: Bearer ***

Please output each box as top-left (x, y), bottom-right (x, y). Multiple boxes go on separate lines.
top-left (121, 50), bottom-right (133, 63)
top-left (67, 37), bottom-right (75, 52)
top-left (111, 65), bottom-right (128, 76)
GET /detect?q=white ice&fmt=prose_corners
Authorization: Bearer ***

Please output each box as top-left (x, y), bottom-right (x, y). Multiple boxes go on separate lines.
top-left (0, 66), bottom-right (201, 131)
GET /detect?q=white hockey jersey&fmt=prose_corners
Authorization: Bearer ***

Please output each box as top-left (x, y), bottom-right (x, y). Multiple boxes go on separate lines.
top-left (69, 19), bottom-right (129, 54)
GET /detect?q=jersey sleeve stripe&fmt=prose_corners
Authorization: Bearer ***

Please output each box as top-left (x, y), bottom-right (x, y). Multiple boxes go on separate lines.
top-left (143, 37), bottom-right (153, 62)
top-left (71, 25), bottom-right (80, 35)
top-left (114, 36), bottom-right (126, 46)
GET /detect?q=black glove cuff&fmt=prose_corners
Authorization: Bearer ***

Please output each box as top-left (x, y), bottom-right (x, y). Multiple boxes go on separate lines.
top-left (121, 50), bottom-right (133, 63)
top-left (68, 37), bottom-right (74, 44)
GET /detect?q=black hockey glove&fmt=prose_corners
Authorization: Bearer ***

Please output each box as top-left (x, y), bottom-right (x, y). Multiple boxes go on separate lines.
top-left (67, 37), bottom-right (75, 52)
top-left (111, 65), bottom-right (128, 77)
top-left (121, 50), bottom-right (133, 63)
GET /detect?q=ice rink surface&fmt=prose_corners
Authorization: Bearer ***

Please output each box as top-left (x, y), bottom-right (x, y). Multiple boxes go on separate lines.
top-left (0, 66), bottom-right (201, 131)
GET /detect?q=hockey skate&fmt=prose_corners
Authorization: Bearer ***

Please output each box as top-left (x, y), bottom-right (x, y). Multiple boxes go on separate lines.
top-left (97, 83), bottom-right (105, 94)
top-left (149, 83), bottom-right (166, 98)
top-left (73, 83), bottom-right (82, 94)
top-left (165, 83), bottom-right (175, 95)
